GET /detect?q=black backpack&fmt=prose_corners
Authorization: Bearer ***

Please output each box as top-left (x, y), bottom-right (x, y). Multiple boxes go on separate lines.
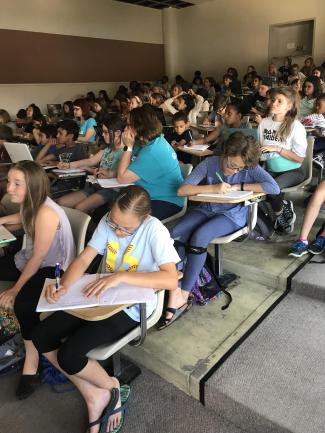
top-left (248, 201), bottom-right (274, 241)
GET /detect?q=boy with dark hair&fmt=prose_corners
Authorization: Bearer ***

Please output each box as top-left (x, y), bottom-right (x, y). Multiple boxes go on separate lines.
top-left (43, 119), bottom-right (87, 165)
top-left (164, 112), bottom-right (193, 163)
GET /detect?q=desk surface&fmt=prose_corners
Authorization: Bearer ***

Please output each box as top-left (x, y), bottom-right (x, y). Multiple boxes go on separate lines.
top-left (191, 124), bottom-right (218, 133)
top-left (178, 145), bottom-right (214, 157)
top-left (189, 192), bottom-right (265, 204)
top-left (67, 303), bottom-right (128, 321)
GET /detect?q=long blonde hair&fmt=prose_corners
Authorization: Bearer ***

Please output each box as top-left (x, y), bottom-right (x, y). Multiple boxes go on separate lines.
top-left (272, 87), bottom-right (300, 141)
top-left (10, 161), bottom-right (49, 239)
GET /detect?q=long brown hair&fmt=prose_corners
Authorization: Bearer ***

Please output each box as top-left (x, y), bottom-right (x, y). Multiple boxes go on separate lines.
top-left (272, 87), bottom-right (300, 141)
top-left (10, 161), bottom-right (49, 239)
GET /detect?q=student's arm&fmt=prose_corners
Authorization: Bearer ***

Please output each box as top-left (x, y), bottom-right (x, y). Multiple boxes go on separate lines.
top-left (95, 168), bottom-right (116, 179)
top-left (45, 246), bottom-right (99, 303)
top-left (160, 96), bottom-right (178, 115)
top-left (0, 206), bottom-right (60, 309)
top-left (191, 128), bottom-right (220, 146)
top-left (83, 262), bottom-right (178, 298)
top-left (177, 159), bottom-right (232, 196)
top-left (117, 129), bottom-right (140, 183)
top-left (35, 141), bottom-right (56, 162)
top-left (58, 150), bottom-right (103, 169)
top-left (230, 165), bottom-right (280, 195)
top-left (78, 127), bottom-right (95, 143)
top-left (0, 213), bottom-right (21, 225)
top-left (260, 145), bottom-right (304, 163)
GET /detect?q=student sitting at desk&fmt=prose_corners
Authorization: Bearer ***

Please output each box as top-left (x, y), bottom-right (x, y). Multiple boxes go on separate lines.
top-left (73, 98), bottom-right (97, 144)
top-left (57, 115), bottom-right (124, 213)
top-left (0, 161), bottom-right (75, 399)
top-left (164, 112), bottom-right (193, 164)
top-left (41, 119), bottom-right (88, 165)
top-left (117, 105), bottom-right (184, 220)
top-left (33, 124), bottom-right (58, 163)
top-left (158, 132), bottom-right (279, 329)
top-left (258, 87), bottom-right (307, 234)
top-left (190, 99), bottom-right (250, 148)
top-left (31, 185), bottom-right (179, 433)
top-left (299, 76), bottom-right (322, 118)
top-left (301, 93), bottom-right (325, 160)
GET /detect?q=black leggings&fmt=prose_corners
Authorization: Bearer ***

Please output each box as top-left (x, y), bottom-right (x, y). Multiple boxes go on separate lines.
top-left (32, 310), bottom-right (138, 375)
top-left (267, 167), bottom-right (305, 213)
top-left (0, 255), bottom-right (58, 340)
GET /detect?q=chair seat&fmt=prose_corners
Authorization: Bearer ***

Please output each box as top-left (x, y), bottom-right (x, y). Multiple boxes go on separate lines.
top-left (210, 227), bottom-right (248, 245)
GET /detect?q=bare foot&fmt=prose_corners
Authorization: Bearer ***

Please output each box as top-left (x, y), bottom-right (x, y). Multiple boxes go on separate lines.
top-left (87, 378), bottom-right (121, 433)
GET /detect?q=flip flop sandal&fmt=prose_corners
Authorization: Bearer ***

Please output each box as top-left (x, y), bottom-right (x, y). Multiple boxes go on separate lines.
top-left (157, 302), bottom-right (192, 330)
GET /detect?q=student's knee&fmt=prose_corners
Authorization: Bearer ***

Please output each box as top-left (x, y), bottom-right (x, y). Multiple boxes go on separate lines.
top-left (57, 344), bottom-right (87, 375)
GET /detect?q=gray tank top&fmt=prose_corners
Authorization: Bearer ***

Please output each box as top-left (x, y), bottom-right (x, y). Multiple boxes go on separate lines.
top-left (14, 197), bottom-right (76, 271)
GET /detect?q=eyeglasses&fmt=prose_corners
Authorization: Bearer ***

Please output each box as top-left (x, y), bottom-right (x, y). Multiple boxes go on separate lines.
top-left (105, 212), bottom-right (137, 236)
top-left (225, 157), bottom-right (247, 172)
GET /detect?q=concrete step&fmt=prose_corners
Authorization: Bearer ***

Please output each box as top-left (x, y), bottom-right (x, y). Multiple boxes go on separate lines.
top-left (204, 293), bottom-right (325, 433)
top-left (291, 255), bottom-right (325, 301)
top-left (123, 279), bottom-right (284, 400)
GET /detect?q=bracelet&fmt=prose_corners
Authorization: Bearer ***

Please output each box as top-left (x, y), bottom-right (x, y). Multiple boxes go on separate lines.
top-left (241, 182), bottom-right (244, 191)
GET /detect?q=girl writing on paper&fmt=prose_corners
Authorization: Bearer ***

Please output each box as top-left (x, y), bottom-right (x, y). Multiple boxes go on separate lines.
top-left (31, 185), bottom-right (179, 433)
top-left (57, 115), bottom-right (125, 213)
top-left (158, 132), bottom-right (279, 329)
top-left (0, 161), bottom-right (75, 399)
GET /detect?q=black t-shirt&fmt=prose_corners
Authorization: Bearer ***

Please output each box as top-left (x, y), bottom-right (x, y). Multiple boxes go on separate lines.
top-left (164, 129), bottom-right (192, 144)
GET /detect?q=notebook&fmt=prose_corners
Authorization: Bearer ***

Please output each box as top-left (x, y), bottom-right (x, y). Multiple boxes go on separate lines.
top-left (196, 190), bottom-right (253, 199)
top-left (184, 144), bottom-right (210, 151)
top-left (36, 274), bottom-right (155, 312)
top-left (0, 225), bottom-right (16, 245)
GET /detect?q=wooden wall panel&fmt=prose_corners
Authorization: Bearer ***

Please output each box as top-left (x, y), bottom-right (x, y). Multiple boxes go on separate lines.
top-left (0, 29), bottom-right (164, 84)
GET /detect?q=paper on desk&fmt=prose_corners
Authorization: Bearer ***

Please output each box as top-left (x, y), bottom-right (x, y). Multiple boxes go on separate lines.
top-left (0, 225), bottom-right (16, 245)
top-left (197, 190), bottom-right (253, 199)
top-left (36, 274), bottom-right (155, 312)
top-left (52, 168), bottom-right (86, 174)
top-left (97, 178), bottom-right (133, 188)
top-left (184, 144), bottom-right (210, 151)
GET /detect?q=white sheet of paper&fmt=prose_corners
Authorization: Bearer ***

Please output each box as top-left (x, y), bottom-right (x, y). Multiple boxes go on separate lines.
top-left (53, 168), bottom-right (86, 174)
top-left (196, 190), bottom-right (253, 199)
top-left (184, 144), bottom-right (210, 151)
top-left (97, 178), bottom-right (133, 188)
top-left (36, 274), bottom-right (155, 312)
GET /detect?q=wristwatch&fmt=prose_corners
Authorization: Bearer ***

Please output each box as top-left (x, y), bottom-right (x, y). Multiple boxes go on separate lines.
top-left (123, 145), bottom-right (132, 152)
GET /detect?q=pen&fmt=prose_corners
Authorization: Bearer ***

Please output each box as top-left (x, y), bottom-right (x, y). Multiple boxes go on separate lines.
top-left (188, 129), bottom-right (193, 141)
top-left (215, 171), bottom-right (224, 183)
top-left (55, 263), bottom-right (61, 291)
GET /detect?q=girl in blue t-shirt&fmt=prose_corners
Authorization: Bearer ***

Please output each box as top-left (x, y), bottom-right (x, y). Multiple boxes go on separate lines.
top-left (117, 105), bottom-right (184, 220)
top-left (31, 185), bottom-right (179, 433)
top-left (73, 98), bottom-right (97, 143)
top-left (158, 132), bottom-right (280, 329)
top-left (57, 115), bottom-right (125, 213)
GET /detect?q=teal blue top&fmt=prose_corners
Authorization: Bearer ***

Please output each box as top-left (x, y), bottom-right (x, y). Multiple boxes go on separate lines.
top-left (78, 117), bottom-right (97, 143)
top-left (266, 155), bottom-right (301, 172)
top-left (129, 135), bottom-right (184, 207)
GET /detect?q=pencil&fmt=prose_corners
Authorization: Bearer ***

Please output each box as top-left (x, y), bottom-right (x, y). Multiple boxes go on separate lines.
top-left (215, 171), bottom-right (224, 183)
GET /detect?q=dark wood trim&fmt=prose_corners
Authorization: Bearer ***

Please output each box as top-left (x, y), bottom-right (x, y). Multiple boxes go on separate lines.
top-left (0, 29), bottom-right (164, 84)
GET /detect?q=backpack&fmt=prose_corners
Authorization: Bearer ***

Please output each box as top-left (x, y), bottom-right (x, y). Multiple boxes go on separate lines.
top-left (40, 356), bottom-right (75, 393)
top-left (190, 263), bottom-right (232, 309)
top-left (248, 201), bottom-right (274, 241)
top-left (0, 333), bottom-right (25, 377)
